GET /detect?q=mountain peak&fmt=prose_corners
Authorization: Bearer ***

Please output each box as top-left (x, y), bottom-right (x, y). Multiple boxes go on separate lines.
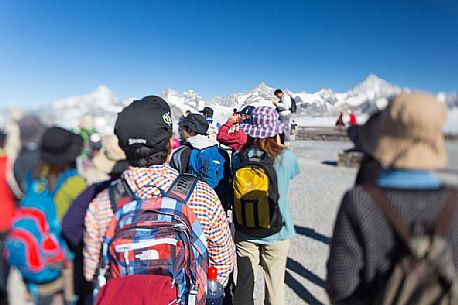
top-left (254, 82), bottom-right (273, 92)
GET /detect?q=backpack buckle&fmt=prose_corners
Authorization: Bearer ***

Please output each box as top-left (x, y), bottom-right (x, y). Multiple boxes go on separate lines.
top-left (187, 289), bottom-right (198, 305)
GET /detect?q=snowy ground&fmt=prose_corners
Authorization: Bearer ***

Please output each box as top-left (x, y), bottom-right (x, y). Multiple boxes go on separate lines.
top-left (8, 140), bottom-right (458, 305)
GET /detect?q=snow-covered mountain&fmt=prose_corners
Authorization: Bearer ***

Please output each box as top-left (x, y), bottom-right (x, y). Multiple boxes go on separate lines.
top-left (1, 74), bottom-right (456, 134)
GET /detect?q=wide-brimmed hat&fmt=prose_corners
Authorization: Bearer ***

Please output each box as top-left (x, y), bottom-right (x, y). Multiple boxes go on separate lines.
top-left (40, 127), bottom-right (83, 166)
top-left (93, 135), bottom-right (126, 175)
top-left (240, 106), bottom-right (285, 139)
top-left (358, 91), bottom-right (447, 170)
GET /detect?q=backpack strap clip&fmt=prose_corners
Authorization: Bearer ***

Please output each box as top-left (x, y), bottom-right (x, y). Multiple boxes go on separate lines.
top-left (166, 174), bottom-right (198, 204)
top-left (108, 179), bottom-right (135, 212)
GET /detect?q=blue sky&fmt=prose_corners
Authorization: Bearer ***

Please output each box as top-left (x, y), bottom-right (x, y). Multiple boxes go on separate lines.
top-left (1, 0), bottom-right (457, 106)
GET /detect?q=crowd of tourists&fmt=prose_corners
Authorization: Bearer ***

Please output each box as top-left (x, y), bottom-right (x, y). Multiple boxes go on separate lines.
top-left (0, 89), bottom-right (455, 305)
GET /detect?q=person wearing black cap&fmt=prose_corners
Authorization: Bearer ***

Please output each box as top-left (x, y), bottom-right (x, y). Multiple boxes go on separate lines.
top-left (83, 96), bottom-right (235, 289)
top-left (199, 106), bottom-right (221, 141)
top-left (20, 126), bottom-right (87, 305)
top-left (170, 113), bottom-right (232, 210)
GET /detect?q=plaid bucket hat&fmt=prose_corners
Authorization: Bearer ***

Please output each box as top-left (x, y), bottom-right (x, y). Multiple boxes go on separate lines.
top-left (240, 106), bottom-right (285, 138)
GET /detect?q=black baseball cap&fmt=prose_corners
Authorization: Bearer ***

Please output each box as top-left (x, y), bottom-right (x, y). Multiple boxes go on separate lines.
top-left (199, 107), bottom-right (214, 117)
top-left (114, 96), bottom-right (173, 153)
top-left (181, 114), bottom-right (209, 135)
top-left (40, 127), bottom-right (83, 166)
top-left (237, 106), bottom-right (255, 116)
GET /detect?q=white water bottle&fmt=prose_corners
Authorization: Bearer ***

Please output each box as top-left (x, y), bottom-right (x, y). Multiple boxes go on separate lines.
top-left (206, 266), bottom-right (224, 305)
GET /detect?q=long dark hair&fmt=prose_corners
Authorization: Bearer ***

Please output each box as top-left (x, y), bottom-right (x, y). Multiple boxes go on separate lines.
top-left (243, 135), bottom-right (284, 159)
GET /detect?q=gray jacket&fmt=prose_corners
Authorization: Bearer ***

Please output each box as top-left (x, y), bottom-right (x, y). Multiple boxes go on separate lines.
top-left (326, 186), bottom-right (458, 304)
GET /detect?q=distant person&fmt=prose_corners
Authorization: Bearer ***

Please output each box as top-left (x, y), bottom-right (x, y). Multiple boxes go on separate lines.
top-left (170, 113), bottom-right (232, 210)
top-left (232, 106), bottom-right (300, 305)
top-left (216, 111), bottom-right (247, 152)
top-left (78, 115), bottom-right (97, 157)
top-left (326, 92), bottom-right (457, 305)
top-left (178, 110), bottom-right (192, 144)
top-left (348, 111), bottom-right (357, 125)
top-left (273, 89), bottom-right (292, 143)
top-left (335, 112), bottom-right (345, 128)
top-left (13, 115), bottom-right (46, 197)
top-left (83, 96), bottom-right (234, 290)
top-left (0, 129), bottom-right (15, 305)
top-left (199, 107), bottom-right (221, 141)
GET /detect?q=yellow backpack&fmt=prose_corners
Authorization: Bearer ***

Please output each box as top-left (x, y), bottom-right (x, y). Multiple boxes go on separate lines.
top-left (233, 152), bottom-right (283, 237)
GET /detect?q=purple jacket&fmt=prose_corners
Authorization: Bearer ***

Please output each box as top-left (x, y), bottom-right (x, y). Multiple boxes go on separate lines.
top-left (62, 180), bottom-right (111, 247)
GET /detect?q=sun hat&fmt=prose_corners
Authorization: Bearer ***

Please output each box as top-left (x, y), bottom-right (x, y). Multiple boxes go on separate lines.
top-left (40, 127), bottom-right (84, 166)
top-left (358, 91), bottom-right (447, 170)
top-left (240, 106), bottom-right (286, 139)
top-left (93, 135), bottom-right (126, 175)
top-left (114, 96), bottom-right (173, 153)
top-left (181, 113), bottom-right (209, 135)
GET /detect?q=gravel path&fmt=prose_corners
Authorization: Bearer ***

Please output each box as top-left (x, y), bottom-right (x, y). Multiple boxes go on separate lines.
top-left (8, 140), bottom-right (458, 305)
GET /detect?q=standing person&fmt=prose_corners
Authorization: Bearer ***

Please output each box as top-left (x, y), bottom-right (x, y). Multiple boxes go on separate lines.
top-left (326, 92), bottom-right (457, 305)
top-left (170, 113), bottom-right (232, 210)
top-left (335, 112), bottom-right (345, 128)
top-left (6, 127), bottom-right (87, 305)
top-left (348, 111), bottom-right (357, 125)
top-left (216, 112), bottom-right (247, 152)
top-left (0, 130), bottom-right (15, 305)
top-left (232, 106), bottom-right (300, 305)
top-left (5, 110), bottom-right (24, 200)
top-left (273, 89), bottom-right (292, 144)
top-left (178, 110), bottom-right (192, 144)
top-left (13, 115), bottom-right (46, 197)
top-left (77, 115), bottom-right (97, 158)
top-left (199, 107), bottom-right (221, 141)
top-left (62, 135), bottom-right (128, 305)
top-left (83, 96), bottom-right (235, 288)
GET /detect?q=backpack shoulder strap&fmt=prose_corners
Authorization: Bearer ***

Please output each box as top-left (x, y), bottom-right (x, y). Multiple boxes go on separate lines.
top-left (166, 174), bottom-right (198, 204)
top-left (363, 184), bottom-right (411, 242)
top-left (435, 187), bottom-right (458, 237)
top-left (108, 179), bottom-right (135, 212)
top-left (171, 144), bottom-right (192, 174)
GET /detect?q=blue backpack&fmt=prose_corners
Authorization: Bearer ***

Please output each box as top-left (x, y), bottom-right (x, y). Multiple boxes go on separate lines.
top-left (170, 144), bottom-right (232, 210)
top-left (5, 170), bottom-right (75, 284)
